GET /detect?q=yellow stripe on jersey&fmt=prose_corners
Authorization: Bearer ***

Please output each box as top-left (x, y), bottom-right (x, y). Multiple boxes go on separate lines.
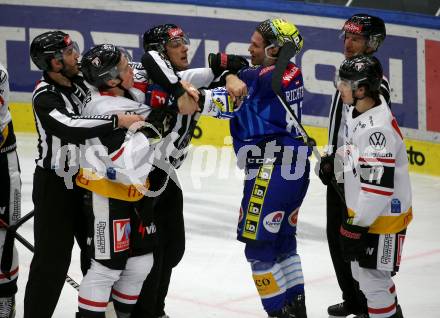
top-left (252, 272), bottom-right (281, 297)
top-left (347, 207), bottom-right (413, 234)
top-left (0, 125), bottom-right (8, 149)
top-left (75, 168), bottom-right (149, 202)
top-left (242, 164), bottom-right (274, 240)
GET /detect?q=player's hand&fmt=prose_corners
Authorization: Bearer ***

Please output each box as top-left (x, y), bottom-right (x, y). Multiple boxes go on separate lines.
top-left (317, 154), bottom-right (335, 186)
top-left (117, 113), bottom-right (145, 129)
top-left (208, 53), bottom-right (249, 76)
top-left (225, 74), bottom-right (247, 105)
top-left (180, 80), bottom-right (199, 102)
top-left (339, 222), bottom-right (369, 262)
top-left (177, 91), bottom-right (200, 115)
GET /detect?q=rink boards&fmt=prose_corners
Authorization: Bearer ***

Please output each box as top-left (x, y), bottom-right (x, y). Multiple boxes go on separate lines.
top-left (1, 0), bottom-right (439, 176)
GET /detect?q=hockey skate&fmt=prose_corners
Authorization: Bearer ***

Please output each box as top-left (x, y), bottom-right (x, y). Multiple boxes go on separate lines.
top-left (267, 305), bottom-right (294, 318)
top-left (328, 301), bottom-right (357, 317)
top-left (0, 296), bottom-right (15, 318)
top-left (289, 293), bottom-right (307, 318)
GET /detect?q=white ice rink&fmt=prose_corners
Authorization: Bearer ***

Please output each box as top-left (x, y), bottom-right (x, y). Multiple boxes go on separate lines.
top-left (12, 132), bottom-right (440, 318)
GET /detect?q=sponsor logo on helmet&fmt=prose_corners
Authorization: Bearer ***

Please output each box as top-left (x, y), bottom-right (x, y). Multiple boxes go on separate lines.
top-left (354, 62), bottom-right (365, 71)
top-left (288, 208), bottom-right (299, 226)
top-left (263, 211), bottom-right (284, 233)
top-left (344, 22), bottom-right (363, 34)
top-left (91, 57), bottom-right (101, 67)
top-left (63, 35), bottom-right (72, 46)
top-left (168, 27), bottom-right (184, 39)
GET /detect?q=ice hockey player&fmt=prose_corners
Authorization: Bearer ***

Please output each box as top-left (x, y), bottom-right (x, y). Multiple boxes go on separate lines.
top-left (207, 18), bottom-right (310, 318)
top-left (336, 55), bottom-right (410, 318)
top-left (317, 13), bottom-right (389, 317)
top-left (0, 62), bottom-right (20, 318)
top-left (75, 43), bottom-right (167, 318)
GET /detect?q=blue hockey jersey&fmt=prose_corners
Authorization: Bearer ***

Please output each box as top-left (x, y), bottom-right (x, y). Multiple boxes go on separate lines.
top-left (230, 62), bottom-right (305, 155)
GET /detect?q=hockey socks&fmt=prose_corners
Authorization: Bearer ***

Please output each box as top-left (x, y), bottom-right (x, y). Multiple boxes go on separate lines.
top-left (278, 253), bottom-right (305, 302)
top-left (250, 261), bottom-right (286, 313)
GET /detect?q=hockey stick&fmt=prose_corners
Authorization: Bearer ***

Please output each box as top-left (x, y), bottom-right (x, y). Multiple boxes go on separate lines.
top-left (271, 42), bottom-right (346, 204)
top-left (0, 212), bottom-right (80, 291)
top-left (0, 210), bottom-right (35, 275)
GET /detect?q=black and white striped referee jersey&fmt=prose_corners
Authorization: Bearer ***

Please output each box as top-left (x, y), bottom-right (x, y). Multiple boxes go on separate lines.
top-left (32, 73), bottom-right (118, 170)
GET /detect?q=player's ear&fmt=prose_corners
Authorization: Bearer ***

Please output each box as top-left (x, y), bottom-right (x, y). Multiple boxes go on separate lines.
top-left (269, 46), bottom-right (280, 58)
top-left (50, 58), bottom-right (63, 72)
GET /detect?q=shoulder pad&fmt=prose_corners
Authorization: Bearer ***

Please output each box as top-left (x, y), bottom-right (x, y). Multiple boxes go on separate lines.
top-left (34, 83), bottom-right (62, 99)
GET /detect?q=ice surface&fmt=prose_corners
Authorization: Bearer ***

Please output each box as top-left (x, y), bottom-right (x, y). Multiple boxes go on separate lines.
top-left (13, 133), bottom-right (440, 317)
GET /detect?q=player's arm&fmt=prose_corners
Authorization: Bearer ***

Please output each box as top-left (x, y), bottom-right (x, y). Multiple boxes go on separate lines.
top-left (141, 51), bottom-right (199, 114)
top-left (33, 86), bottom-right (129, 144)
top-left (141, 51), bottom-right (186, 98)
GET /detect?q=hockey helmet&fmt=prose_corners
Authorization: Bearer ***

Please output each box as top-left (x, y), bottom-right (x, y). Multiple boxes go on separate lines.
top-left (342, 14), bottom-right (386, 51)
top-left (30, 31), bottom-right (79, 71)
top-left (143, 24), bottom-right (190, 53)
top-left (256, 18), bottom-right (303, 55)
top-left (336, 55), bottom-right (383, 93)
top-left (81, 44), bottom-right (127, 88)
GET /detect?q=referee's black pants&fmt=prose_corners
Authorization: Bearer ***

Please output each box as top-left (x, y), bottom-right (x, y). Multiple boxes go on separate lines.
top-left (24, 167), bottom-right (90, 318)
top-left (326, 184), bottom-right (368, 314)
top-left (132, 170), bottom-right (185, 318)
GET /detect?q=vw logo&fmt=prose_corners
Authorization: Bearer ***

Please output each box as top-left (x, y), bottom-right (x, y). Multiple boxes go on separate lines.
top-left (369, 132), bottom-right (386, 150)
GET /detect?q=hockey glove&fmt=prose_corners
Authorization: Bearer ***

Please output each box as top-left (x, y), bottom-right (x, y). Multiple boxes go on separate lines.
top-left (145, 83), bottom-right (170, 109)
top-left (340, 222), bottom-right (369, 262)
top-left (317, 154), bottom-right (335, 186)
top-left (208, 53), bottom-right (249, 77)
top-left (145, 107), bottom-right (176, 138)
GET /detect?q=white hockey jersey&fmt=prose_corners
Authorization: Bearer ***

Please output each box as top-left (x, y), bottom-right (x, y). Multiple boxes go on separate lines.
top-left (76, 85), bottom-right (156, 201)
top-left (0, 63), bottom-right (12, 150)
top-left (342, 96), bottom-right (413, 234)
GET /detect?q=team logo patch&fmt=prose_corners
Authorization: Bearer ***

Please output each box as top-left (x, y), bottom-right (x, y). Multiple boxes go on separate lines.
top-left (113, 218), bottom-right (130, 252)
top-left (391, 199), bottom-right (401, 213)
top-left (288, 208), bottom-right (299, 226)
top-left (369, 132), bottom-right (386, 150)
top-left (263, 211), bottom-right (284, 233)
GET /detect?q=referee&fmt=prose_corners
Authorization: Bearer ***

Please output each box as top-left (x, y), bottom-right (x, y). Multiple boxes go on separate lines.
top-left (318, 14), bottom-right (390, 317)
